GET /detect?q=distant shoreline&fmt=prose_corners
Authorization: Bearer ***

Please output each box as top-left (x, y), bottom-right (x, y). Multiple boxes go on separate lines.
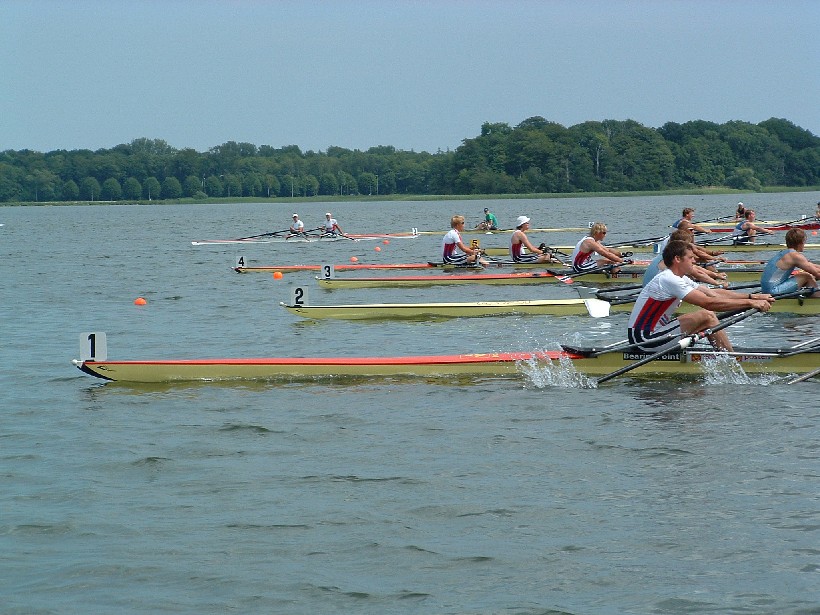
top-left (2, 185), bottom-right (818, 207)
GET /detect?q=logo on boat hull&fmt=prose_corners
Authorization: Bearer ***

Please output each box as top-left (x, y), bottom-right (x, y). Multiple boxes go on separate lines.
top-left (622, 352), bottom-right (682, 361)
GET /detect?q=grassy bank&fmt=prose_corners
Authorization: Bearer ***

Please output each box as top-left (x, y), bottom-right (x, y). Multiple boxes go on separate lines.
top-left (3, 185), bottom-right (818, 207)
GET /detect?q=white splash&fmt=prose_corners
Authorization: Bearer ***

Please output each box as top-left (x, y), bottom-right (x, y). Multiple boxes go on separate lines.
top-left (699, 354), bottom-right (781, 386)
top-left (518, 354), bottom-right (597, 389)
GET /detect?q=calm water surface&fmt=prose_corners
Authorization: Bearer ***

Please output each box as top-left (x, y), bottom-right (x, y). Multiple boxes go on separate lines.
top-left (2, 193), bottom-right (819, 614)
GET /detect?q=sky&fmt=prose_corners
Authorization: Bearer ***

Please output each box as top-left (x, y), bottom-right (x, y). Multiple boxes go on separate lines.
top-left (2, 0), bottom-right (818, 154)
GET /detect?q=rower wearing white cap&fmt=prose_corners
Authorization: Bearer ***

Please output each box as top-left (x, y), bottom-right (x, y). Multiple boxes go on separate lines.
top-left (288, 213), bottom-right (305, 236)
top-left (320, 212), bottom-right (345, 236)
top-left (509, 216), bottom-right (556, 263)
top-left (735, 202), bottom-right (746, 220)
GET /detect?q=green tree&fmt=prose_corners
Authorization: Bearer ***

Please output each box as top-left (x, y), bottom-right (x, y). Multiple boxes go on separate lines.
top-left (143, 177), bottom-right (161, 200)
top-left (62, 179), bottom-right (79, 201)
top-left (221, 174), bottom-right (242, 197)
top-left (358, 172), bottom-right (377, 195)
top-left (243, 173), bottom-right (263, 197)
top-left (101, 178), bottom-right (122, 200)
top-left (262, 174), bottom-right (280, 197)
top-left (80, 176), bottom-right (101, 200)
top-left (25, 169), bottom-right (60, 201)
top-left (725, 167), bottom-right (762, 191)
top-left (301, 174), bottom-right (319, 196)
top-left (319, 172), bottom-right (338, 195)
top-left (0, 163), bottom-right (23, 201)
top-left (123, 177), bottom-right (142, 200)
top-left (183, 175), bottom-right (202, 197)
top-left (161, 176), bottom-right (183, 199)
top-left (205, 175), bottom-right (223, 196)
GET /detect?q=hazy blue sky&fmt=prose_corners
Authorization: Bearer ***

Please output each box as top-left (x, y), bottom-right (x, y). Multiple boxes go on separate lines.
top-left (2, 0), bottom-right (818, 154)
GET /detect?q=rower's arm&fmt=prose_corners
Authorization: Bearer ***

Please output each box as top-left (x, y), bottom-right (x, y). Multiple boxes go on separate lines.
top-left (456, 240), bottom-right (477, 255)
top-left (791, 253), bottom-right (820, 278)
top-left (591, 240), bottom-right (623, 262)
top-left (685, 287), bottom-right (772, 311)
top-left (521, 233), bottom-right (543, 253)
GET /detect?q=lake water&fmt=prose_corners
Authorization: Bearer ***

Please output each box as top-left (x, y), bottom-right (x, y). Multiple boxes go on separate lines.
top-left (2, 192), bottom-right (819, 614)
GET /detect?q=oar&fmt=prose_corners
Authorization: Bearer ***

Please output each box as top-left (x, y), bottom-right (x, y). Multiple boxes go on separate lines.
top-left (575, 285), bottom-right (642, 301)
top-left (693, 214), bottom-right (735, 224)
top-left (695, 232), bottom-right (737, 246)
top-left (551, 261), bottom-right (631, 284)
top-left (236, 229), bottom-right (291, 240)
top-left (769, 215), bottom-right (820, 229)
top-left (726, 281), bottom-right (762, 291)
top-left (606, 234), bottom-right (670, 248)
top-left (596, 307), bottom-right (762, 384)
top-left (789, 365), bottom-right (820, 384)
top-left (583, 298), bottom-right (612, 318)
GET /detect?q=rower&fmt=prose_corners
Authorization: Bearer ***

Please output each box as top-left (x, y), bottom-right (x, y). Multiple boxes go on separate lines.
top-left (320, 212), bottom-right (344, 236)
top-left (289, 213), bottom-right (305, 236)
top-left (628, 240), bottom-right (773, 352)
top-left (760, 228), bottom-right (820, 298)
top-left (732, 209), bottom-right (773, 244)
top-left (570, 222), bottom-right (624, 273)
top-left (481, 207), bottom-right (499, 230)
top-left (672, 207), bottom-right (710, 235)
top-left (442, 215), bottom-right (487, 266)
top-left (509, 216), bottom-right (558, 264)
top-left (735, 201), bottom-right (746, 220)
top-left (642, 230), bottom-right (728, 287)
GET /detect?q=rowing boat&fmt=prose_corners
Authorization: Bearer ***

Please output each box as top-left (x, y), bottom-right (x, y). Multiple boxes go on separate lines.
top-left (692, 219), bottom-right (820, 233)
top-left (236, 263), bottom-right (436, 273)
top-left (415, 227), bottom-right (588, 235)
top-left (192, 231), bottom-right (419, 245)
top-left (234, 257), bottom-right (767, 274)
top-left (315, 266), bottom-right (766, 288)
top-left (280, 296), bottom-right (818, 320)
top-left (315, 270), bottom-right (621, 288)
top-left (72, 342), bottom-right (820, 382)
top-left (482, 243), bottom-right (820, 256)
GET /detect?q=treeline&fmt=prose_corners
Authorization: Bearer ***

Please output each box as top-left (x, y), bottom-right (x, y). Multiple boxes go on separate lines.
top-left (1, 116), bottom-right (818, 203)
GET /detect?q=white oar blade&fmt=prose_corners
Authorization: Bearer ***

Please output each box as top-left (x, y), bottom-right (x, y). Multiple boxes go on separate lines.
top-left (583, 298), bottom-right (611, 318)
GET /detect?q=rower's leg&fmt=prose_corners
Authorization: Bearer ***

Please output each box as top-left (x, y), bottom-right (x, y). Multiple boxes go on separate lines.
top-left (678, 310), bottom-right (733, 351)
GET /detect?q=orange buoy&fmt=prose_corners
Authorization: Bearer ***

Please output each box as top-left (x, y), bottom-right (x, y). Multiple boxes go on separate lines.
top-left (350, 256), bottom-right (359, 263)
top-left (382, 239), bottom-right (390, 245)
top-left (134, 297), bottom-right (147, 305)
top-left (374, 246), bottom-right (381, 252)
top-left (272, 271), bottom-right (283, 279)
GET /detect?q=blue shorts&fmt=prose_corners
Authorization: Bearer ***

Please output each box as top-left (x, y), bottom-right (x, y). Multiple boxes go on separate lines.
top-left (762, 278), bottom-right (798, 296)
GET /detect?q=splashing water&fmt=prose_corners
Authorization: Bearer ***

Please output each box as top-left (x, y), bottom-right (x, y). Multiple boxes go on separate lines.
top-left (699, 353), bottom-right (782, 386)
top-left (519, 354), bottom-right (598, 389)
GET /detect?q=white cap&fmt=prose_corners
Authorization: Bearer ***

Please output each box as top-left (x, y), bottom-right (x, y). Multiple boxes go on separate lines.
top-left (737, 202), bottom-right (743, 206)
top-left (515, 215), bottom-right (530, 227)
top-left (325, 212), bottom-right (332, 216)
top-left (292, 213), bottom-right (298, 217)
